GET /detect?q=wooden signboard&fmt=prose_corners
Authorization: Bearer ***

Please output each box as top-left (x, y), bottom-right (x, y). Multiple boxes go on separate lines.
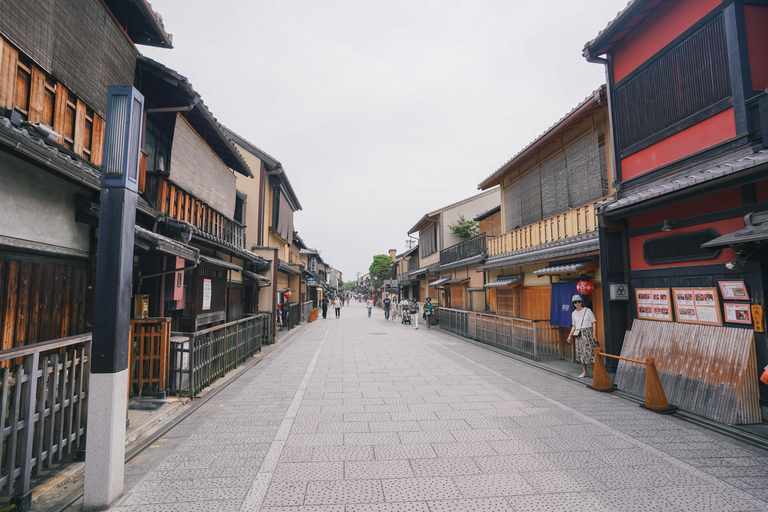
top-left (718, 280), bottom-right (749, 300)
top-left (672, 287), bottom-right (722, 326)
top-left (635, 288), bottom-right (673, 321)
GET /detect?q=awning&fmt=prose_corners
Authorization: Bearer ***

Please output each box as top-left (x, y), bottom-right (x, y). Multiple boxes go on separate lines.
top-left (428, 276), bottom-right (452, 287)
top-left (533, 260), bottom-right (597, 276)
top-left (434, 253), bottom-right (485, 273)
top-left (479, 232), bottom-right (600, 271)
top-left (702, 211), bottom-right (768, 249)
top-left (134, 226), bottom-right (198, 262)
top-left (278, 260), bottom-right (301, 275)
top-left (445, 277), bottom-right (470, 284)
top-left (409, 267), bottom-right (429, 278)
top-left (485, 275), bottom-right (523, 288)
top-left (242, 269), bottom-right (271, 286)
top-left (399, 280), bottom-right (412, 286)
top-left (198, 254), bottom-right (242, 272)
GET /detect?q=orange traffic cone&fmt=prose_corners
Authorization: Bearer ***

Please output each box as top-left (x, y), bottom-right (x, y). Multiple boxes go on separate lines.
top-left (587, 346), bottom-right (614, 392)
top-left (640, 357), bottom-right (678, 414)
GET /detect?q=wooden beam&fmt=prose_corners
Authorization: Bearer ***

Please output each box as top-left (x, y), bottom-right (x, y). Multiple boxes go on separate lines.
top-left (0, 41), bottom-right (18, 110)
top-left (28, 66), bottom-right (46, 124)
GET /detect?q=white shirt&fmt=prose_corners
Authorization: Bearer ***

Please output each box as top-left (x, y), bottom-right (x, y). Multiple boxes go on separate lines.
top-left (366, 299), bottom-right (373, 307)
top-left (333, 298), bottom-right (341, 308)
top-left (571, 307), bottom-right (596, 334)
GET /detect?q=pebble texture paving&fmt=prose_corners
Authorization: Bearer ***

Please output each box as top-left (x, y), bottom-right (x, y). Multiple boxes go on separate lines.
top-left (108, 303), bottom-right (768, 511)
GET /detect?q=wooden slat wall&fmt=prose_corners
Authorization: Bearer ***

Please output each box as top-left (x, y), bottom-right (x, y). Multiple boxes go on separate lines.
top-left (520, 286), bottom-right (551, 320)
top-left (0, 258), bottom-right (88, 364)
top-left (450, 284), bottom-right (466, 310)
top-left (615, 320), bottom-right (760, 425)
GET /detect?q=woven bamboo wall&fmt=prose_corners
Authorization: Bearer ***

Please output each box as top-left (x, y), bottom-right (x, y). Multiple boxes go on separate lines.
top-left (615, 320), bottom-right (760, 425)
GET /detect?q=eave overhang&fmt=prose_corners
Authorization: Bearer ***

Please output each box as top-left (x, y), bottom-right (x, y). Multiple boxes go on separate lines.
top-left (136, 56), bottom-right (253, 178)
top-left (582, 0), bottom-right (661, 60)
top-left (408, 214), bottom-right (439, 235)
top-left (103, 0), bottom-right (174, 48)
top-left (479, 232), bottom-right (600, 271)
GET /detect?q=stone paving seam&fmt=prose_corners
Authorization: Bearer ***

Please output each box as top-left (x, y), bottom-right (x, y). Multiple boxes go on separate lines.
top-left (416, 329), bottom-right (768, 510)
top-left (241, 321), bottom-right (331, 511)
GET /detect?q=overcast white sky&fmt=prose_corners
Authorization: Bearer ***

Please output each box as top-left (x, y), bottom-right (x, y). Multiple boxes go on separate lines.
top-left (142, 0), bottom-right (627, 280)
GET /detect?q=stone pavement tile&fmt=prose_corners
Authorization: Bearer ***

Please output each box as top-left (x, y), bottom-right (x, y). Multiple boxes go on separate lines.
top-left (486, 439), bottom-right (554, 455)
top-left (432, 441), bottom-right (498, 458)
top-left (318, 421), bottom-right (371, 433)
top-left (532, 450), bottom-right (603, 470)
top-left (390, 411), bottom-right (440, 421)
top-left (593, 447), bottom-right (668, 466)
top-left (435, 409), bottom-right (487, 420)
top-left (345, 432), bottom-right (402, 445)
top-left (422, 395), bottom-right (464, 404)
top-left (448, 401), bottom-right (491, 411)
top-left (519, 469), bottom-right (608, 493)
top-left (345, 460), bottom-right (415, 479)
top-left (467, 418), bottom-right (522, 430)
top-left (312, 445), bottom-right (375, 461)
top-left (347, 398), bottom-right (387, 406)
top-left (722, 475), bottom-right (768, 491)
top-left (450, 428), bottom-right (509, 442)
top-left (369, 420), bottom-right (422, 432)
top-left (296, 412), bottom-right (345, 422)
top-left (452, 473), bottom-right (537, 498)
top-left (346, 502), bottom-right (430, 512)
top-left (381, 476), bottom-right (463, 501)
top-left (262, 506), bottom-right (345, 512)
top-left (410, 457), bottom-right (482, 477)
top-left (322, 404), bottom-right (367, 414)
top-left (305, 479), bottom-right (384, 505)
top-left (292, 422), bottom-right (320, 433)
top-left (128, 503), bottom-right (226, 512)
top-left (582, 488), bottom-right (687, 512)
top-left (398, 430), bottom-right (456, 444)
top-left (261, 481), bottom-right (308, 507)
top-left (382, 396), bottom-right (426, 405)
top-left (426, 496), bottom-right (514, 511)
top-left (653, 485), bottom-right (768, 512)
top-left (418, 419), bottom-right (472, 431)
top-left (286, 433), bottom-right (345, 446)
top-left (474, 454), bottom-right (552, 473)
top-left (591, 464), bottom-right (710, 489)
top-left (120, 487), bottom-right (248, 506)
top-left (272, 461), bottom-right (345, 481)
top-left (345, 412), bottom-right (393, 422)
top-left (280, 446), bottom-right (314, 462)
top-left (505, 491), bottom-right (597, 512)
top-left (217, 499), bottom-right (245, 512)
top-left (301, 398), bottom-right (345, 406)
top-left (366, 404), bottom-right (413, 413)
top-left (374, 443), bottom-right (437, 460)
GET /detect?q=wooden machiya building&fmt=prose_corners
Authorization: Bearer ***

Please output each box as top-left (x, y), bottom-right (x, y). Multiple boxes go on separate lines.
top-left (0, 0), bottom-right (172, 354)
top-left (584, 0), bottom-right (768, 424)
top-left (476, 87), bottom-right (614, 363)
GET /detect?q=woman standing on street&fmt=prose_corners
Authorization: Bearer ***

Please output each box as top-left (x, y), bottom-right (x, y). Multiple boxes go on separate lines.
top-left (566, 294), bottom-right (598, 378)
top-left (333, 296), bottom-right (342, 319)
top-left (366, 297), bottom-right (373, 317)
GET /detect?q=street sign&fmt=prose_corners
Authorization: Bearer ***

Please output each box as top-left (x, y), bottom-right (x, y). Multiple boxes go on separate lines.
top-left (609, 283), bottom-right (630, 301)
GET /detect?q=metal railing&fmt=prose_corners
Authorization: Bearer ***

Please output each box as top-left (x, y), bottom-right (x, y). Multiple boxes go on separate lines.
top-left (169, 313), bottom-right (270, 398)
top-left (301, 301), bottom-right (313, 322)
top-left (0, 334), bottom-right (90, 500)
top-left (440, 233), bottom-right (486, 265)
top-left (439, 308), bottom-right (561, 361)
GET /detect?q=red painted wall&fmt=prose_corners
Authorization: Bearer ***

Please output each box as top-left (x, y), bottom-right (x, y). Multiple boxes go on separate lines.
top-left (627, 188), bottom-right (742, 230)
top-left (620, 108), bottom-right (736, 180)
top-left (745, 4), bottom-right (768, 92)
top-left (612, 0), bottom-right (722, 83)
top-left (629, 217), bottom-right (742, 270)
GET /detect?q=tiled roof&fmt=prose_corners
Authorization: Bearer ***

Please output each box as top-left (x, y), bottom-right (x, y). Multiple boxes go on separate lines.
top-left (428, 277), bottom-right (451, 287)
top-left (434, 254), bottom-right (485, 273)
top-left (485, 275), bottom-right (523, 288)
top-left (474, 205), bottom-right (501, 221)
top-left (533, 261), bottom-right (593, 276)
top-left (582, 0), bottom-right (644, 58)
top-left (479, 232), bottom-right (600, 271)
top-left (599, 148), bottom-right (768, 215)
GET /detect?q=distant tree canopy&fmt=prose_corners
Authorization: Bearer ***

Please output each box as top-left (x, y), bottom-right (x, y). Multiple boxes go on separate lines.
top-left (449, 215), bottom-right (479, 240)
top-left (369, 254), bottom-right (392, 289)
top-left (343, 281), bottom-right (355, 291)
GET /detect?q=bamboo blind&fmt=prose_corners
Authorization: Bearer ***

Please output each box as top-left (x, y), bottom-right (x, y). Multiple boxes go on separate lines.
top-left (615, 320), bottom-right (760, 425)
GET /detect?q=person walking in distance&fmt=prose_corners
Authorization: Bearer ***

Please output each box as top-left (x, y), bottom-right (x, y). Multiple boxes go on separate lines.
top-left (321, 296), bottom-right (329, 319)
top-left (383, 294), bottom-right (392, 320)
top-left (333, 296), bottom-right (342, 319)
top-left (391, 298), bottom-right (398, 322)
top-left (409, 299), bottom-right (419, 330)
top-left (566, 294), bottom-right (598, 378)
top-left (366, 297), bottom-right (373, 317)
top-left (424, 297), bottom-right (434, 329)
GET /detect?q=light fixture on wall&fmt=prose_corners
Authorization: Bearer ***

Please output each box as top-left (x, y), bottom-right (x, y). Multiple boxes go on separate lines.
top-left (725, 259), bottom-right (743, 270)
top-left (661, 220), bottom-right (676, 231)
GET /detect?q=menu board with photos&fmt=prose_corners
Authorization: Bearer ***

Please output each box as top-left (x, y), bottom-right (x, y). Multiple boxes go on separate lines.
top-left (672, 287), bottom-right (722, 326)
top-left (718, 280), bottom-right (749, 300)
top-left (724, 302), bottom-right (752, 324)
top-left (635, 288), bottom-right (673, 322)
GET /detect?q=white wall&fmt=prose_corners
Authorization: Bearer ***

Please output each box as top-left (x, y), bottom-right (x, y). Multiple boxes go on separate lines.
top-left (0, 155), bottom-right (89, 254)
top-left (440, 188), bottom-right (500, 250)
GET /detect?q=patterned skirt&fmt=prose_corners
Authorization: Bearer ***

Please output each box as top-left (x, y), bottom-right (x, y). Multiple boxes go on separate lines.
top-left (575, 327), bottom-right (598, 364)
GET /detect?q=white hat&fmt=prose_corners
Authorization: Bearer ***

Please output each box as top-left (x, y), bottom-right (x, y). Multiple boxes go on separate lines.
top-left (571, 294), bottom-right (583, 303)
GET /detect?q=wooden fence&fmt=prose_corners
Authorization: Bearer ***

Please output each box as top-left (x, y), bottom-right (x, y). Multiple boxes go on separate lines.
top-left (439, 308), bottom-right (561, 361)
top-left (0, 334), bottom-right (89, 501)
top-left (129, 318), bottom-right (170, 396)
top-left (615, 320), bottom-right (761, 425)
top-left (169, 314), bottom-right (271, 398)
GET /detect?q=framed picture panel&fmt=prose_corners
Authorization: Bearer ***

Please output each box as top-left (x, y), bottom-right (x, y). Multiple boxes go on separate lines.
top-left (724, 303), bottom-right (752, 324)
top-left (718, 280), bottom-right (749, 300)
top-left (672, 287), bottom-right (722, 326)
top-left (635, 288), bottom-right (673, 322)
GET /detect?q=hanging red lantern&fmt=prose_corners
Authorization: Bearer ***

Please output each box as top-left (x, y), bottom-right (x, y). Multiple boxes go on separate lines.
top-left (284, 289), bottom-right (292, 299)
top-left (577, 280), bottom-right (593, 296)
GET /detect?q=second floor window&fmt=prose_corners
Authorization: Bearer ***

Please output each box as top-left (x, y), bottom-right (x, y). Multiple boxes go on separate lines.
top-left (420, 224), bottom-right (437, 257)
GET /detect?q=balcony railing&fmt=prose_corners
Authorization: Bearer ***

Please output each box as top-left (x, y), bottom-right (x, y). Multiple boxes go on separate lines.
top-left (439, 308), bottom-right (561, 361)
top-left (440, 234), bottom-right (486, 265)
top-left (487, 201), bottom-right (600, 257)
top-left (148, 175), bottom-right (246, 249)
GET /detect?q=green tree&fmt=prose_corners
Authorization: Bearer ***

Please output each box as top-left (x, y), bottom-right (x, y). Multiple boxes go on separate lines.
top-left (448, 214), bottom-right (479, 240)
top-left (369, 254), bottom-right (392, 289)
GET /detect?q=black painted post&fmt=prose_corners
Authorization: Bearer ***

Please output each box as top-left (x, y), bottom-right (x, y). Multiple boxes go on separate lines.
top-left (83, 86), bottom-right (144, 510)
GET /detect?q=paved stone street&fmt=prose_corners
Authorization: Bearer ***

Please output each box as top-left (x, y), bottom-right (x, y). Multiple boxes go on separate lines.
top-left (107, 302), bottom-right (768, 511)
